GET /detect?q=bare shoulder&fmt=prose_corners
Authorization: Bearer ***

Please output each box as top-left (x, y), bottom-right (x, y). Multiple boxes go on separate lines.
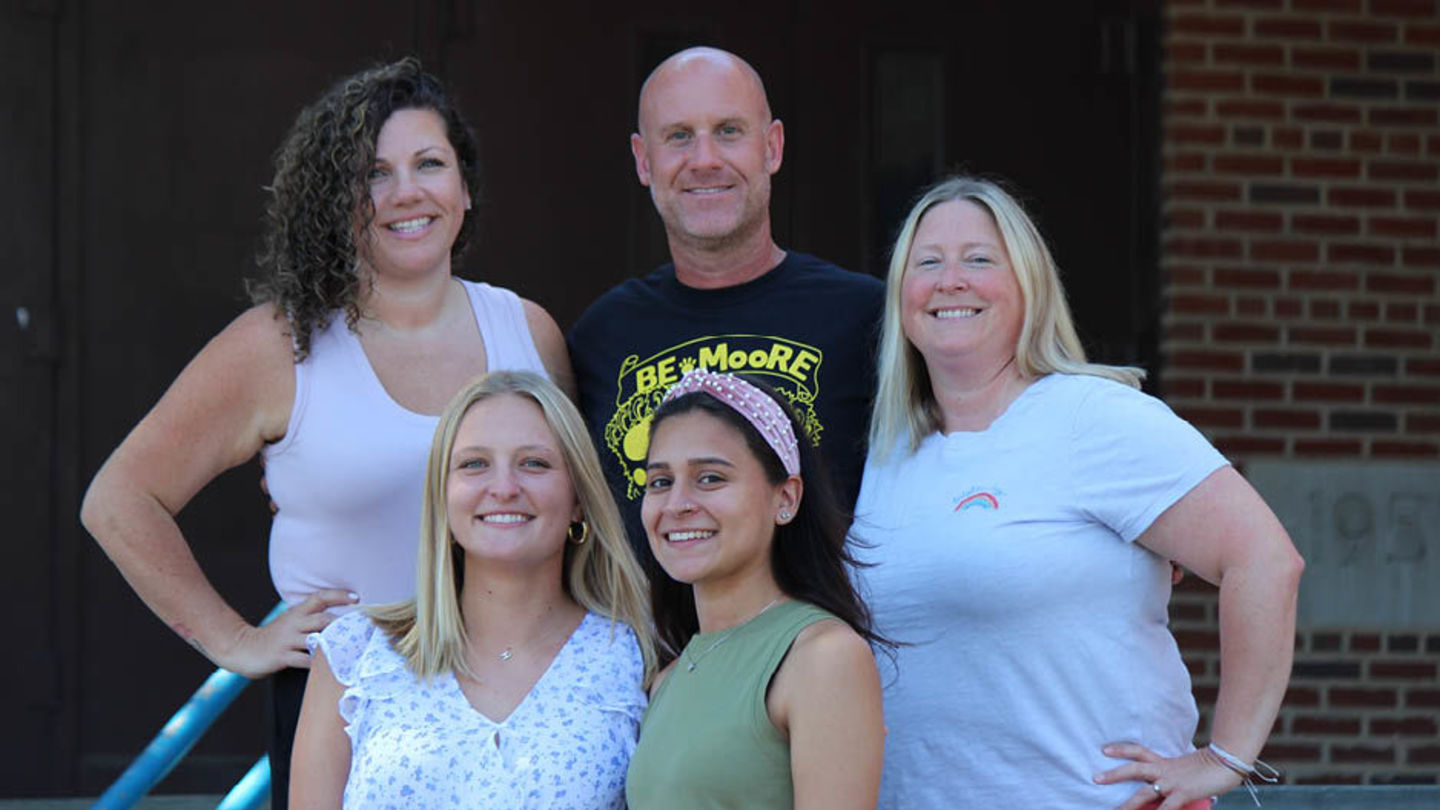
top-left (648, 658), bottom-right (680, 698)
top-left (789, 618), bottom-right (875, 675)
top-left (520, 297), bottom-right (576, 399)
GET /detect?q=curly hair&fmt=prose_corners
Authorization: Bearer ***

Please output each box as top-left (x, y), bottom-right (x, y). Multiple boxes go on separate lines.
top-left (248, 57), bottom-right (481, 360)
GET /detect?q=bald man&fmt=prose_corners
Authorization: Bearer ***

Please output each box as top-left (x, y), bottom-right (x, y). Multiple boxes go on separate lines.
top-left (568, 47), bottom-right (883, 553)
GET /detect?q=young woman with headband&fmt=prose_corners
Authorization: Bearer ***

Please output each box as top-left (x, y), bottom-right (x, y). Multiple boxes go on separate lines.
top-left (624, 368), bottom-right (886, 810)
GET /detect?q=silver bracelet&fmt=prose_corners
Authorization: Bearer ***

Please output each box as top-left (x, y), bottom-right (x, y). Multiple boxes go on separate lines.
top-left (1207, 742), bottom-right (1280, 807)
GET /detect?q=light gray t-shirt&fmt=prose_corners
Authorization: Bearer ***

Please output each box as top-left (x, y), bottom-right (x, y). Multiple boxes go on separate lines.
top-left (853, 373), bottom-right (1228, 808)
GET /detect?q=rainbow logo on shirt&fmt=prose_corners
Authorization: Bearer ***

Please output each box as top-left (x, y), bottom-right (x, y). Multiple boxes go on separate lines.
top-left (954, 492), bottom-right (1000, 512)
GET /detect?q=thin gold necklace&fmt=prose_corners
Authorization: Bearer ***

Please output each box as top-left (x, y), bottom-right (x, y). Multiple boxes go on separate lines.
top-left (683, 596), bottom-right (784, 673)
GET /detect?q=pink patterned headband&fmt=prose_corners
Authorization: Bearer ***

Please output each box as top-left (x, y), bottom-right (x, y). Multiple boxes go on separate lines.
top-left (661, 369), bottom-right (801, 476)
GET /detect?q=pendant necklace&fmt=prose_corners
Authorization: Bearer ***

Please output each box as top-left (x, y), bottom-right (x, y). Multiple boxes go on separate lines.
top-left (683, 596), bottom-right (784, 673)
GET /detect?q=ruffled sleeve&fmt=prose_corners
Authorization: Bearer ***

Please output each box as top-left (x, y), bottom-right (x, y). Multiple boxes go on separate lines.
top-left (307, 611), bottom-right (413, 726)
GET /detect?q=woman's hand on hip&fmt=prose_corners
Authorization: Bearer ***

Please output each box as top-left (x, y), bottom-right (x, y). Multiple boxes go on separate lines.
top-left (1095, 741), bottom-right (1242, 810)
top-left (210, 589), bottom-right (357, 678)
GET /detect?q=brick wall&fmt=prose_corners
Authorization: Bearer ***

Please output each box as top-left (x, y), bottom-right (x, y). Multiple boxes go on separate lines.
top-left (1159, 0), bottom-right (1440, 785)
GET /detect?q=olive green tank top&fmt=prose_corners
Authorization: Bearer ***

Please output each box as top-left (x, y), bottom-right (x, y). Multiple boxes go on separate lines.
top-left (625, 600), bottom-right (835, 809)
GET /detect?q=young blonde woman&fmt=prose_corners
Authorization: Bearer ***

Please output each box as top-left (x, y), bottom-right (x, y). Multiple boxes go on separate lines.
top-left (291, 371), bottom-right (655, 809)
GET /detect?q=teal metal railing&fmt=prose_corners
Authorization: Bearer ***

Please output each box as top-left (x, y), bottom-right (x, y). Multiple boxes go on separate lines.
top-left (90, 604), bottom-right (284, 810)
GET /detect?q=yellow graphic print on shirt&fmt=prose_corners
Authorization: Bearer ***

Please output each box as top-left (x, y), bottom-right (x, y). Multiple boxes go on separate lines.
top-left (604, 334), bottom-right (824, 500)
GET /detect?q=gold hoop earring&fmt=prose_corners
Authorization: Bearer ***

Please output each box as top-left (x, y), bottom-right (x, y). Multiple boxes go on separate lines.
top-left (567, 519), bottom-right (589, 545)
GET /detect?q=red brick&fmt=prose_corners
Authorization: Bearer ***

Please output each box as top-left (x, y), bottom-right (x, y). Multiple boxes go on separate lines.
top-left (1166, 322), bottom-right (1206, 341)
top-left (1410, 358), bottom-right (1440, 375)
top-left (1353, 634), bottom-right (1382, 651)
top-left (1291, 269), bottom-right (1361, 289)
top-left (1166, 98), bottom-right (1209, 117)
top-left (1169, 181), bottom-right (1243, 201)
top-left (1328, 243), bottom-right (1396, 264)
top-left (1291, 716), bottom-right (1362, 735)
top-left (1216, 211), bottom-right (1284, 231)
top-left (1295, 0), bottom-right (1363, 7)
top-left (1332, 745), bottom-right (1397, 763)
top-left (1166, 153), bottom-right (1207, 172)
top-left (1214, 155), bottom-right (1285, 175)
top-left (1216, 323), bottom-right (1282, 342)
top-left (1167, 41), bottom-right (1207, 63)
top-left (1163, 378), bottom-right (1206, 398)
top-left (1371, 0), bottom-right (1439, 16)
top-left (1405, 190), bottom-right (1440, 210)
top-left (1411, 746), bottom-right (1440, 764)
top-left (1293, 214), bottom-right (1360, 234)
top-left (1171, 294), bottom-right (1231, 315)
top-left (1375, 441), bottom-right (1440, 457)
top-left (1329, 21), bottom-right (1400, 43)
top-left (1370, 217), bottom-right (1438, 238)
top-left (1369, 273), bottom-right (1436, 294)
top-left (1330, 688), bottom-right (1398, 707)
top-left (1213, 267), bottom-right (1281, 288)
top-left (1290, 326), bottom-right (1357, 345)
top-left (1430, 134), bottom-right (1440, 156)
top-left (1169, 351), bottom-right (1246, 371)
top-left (1388, 133), bottom-right (1422, 155)
top-left (1295, 104), bottom-right (1366, 125)
top-left (1215, 380), bottom-right (1285, 399)
top-left (1293, 157), bottom-right (1362, 178)
top-left (1310, 299), bottom-right (1342, 318)
top-left (1412, 688), bottom-right (1440, 707)
top-left (1254, 18), bottom-right (1323, 38)
top-left (1370, 107), bottom-right (1440, 126)
top-left (1371, 660), bottom-right (1440, 678)
top-left (1402, 246), bottom-right (1440, 267)
top-left (1167, 265), bottom-right (1207, 285)
top-left (1276, 297), bottom-right (1304, 317)
top-left (1273, 127), bottom-right (1304, 148)
top-left (1169, 70), bottom-right (1247, 92)
top-left (1286, 686), bottom-right (1322, 706)
top-left (1255, 408), bottom-right (1323, 428)
top-left (1167, 237), bottom-right (1244, 258)
top-left (1216, 0), bottom-right (1282, 6)
top-left (1372, 717), bottom-right (1439, 736)
top-left (1328, 187), bottom-right (1396, 207)
top-left (1371, 160), bottom-right (1440, 181)
top-left (1263, 743), bottom-right (1323, 762)
top-left (1295, 439), bottom-right (1364, 455)
top-left (1215, 436), bottom-right (1286, 454)
top-left (1214, 43), bottom-right (1285, 66)
top-left (1216, 99), bottom-right (1285, 119)
top-left (1172, 14), bottom-right (1246, 36)
top-left (1252, 240), bottom-right (1320, 262)
top-left (1350, 301), bottom-right (1381, 319)
top-left (1237, 296), bottom-right (1267, 316)
top-left (1167, 208), bottom-right (1205, 228)
top-left (1408, 24), bottom-right (1440, 47)
top-left (1292, 46), bottom-right (1363, 71)
top-left (1351, 130), bottom-right (1384, 152)
top-left (1375, 385), bottom-right (1440, 404)
top-left (1366, 328), bottom-right (1433, 348)
top-left (1167, 124), bottom-right (1226, 145)
top-left (1253, 74), bottom-right (1325, 96)
top-left (1386, 302), bottom-right (1419, 321)
top-left (1176, 407), bottom-right (1246, 429)
top-left (1411, 413), bottom-right (1440, 431)
top-left (1294, 382), bottom-right (1364, 401)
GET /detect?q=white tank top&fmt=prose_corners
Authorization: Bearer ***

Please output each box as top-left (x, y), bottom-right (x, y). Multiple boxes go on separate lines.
top-left (262, 280), bottom-right (547, 607)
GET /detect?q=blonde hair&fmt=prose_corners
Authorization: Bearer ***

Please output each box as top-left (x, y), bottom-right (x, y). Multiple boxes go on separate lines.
top-left (369, 371), bottom-right (658, 685)
top-left (870, 176), bottom-right (1144, 456)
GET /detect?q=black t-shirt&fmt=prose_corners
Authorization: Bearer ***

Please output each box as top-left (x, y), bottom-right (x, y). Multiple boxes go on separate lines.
top-left (567, 251), bottom-right (884, 556)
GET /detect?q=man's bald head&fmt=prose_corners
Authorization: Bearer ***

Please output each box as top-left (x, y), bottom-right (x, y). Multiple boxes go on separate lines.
top-left (637, 47), bottom-right (773, 134)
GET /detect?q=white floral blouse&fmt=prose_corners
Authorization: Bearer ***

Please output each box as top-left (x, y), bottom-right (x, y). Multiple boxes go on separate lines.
top-left (309, 610), bottom-right (646, 809)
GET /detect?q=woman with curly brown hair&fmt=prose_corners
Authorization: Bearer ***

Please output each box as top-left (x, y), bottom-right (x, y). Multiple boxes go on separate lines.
top-left (80, 58), bottom-right (571, 807)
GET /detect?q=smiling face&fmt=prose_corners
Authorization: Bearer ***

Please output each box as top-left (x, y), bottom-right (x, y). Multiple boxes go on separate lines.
top-left (362, 107), bottom-right (471, 282)
top-left (640, 410), bottom-right (796, 589)
top-left (901, 199), bottom-right (1025, 375)
top-left (630, 50), bottom-right (783, 253)
top-left (445, 393), bottom-right (577, 572)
